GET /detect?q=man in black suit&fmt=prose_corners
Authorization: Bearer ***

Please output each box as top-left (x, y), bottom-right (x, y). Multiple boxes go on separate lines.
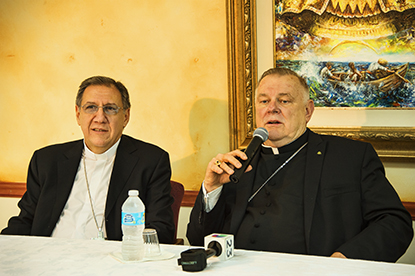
top-left (1, 76), bottom-right (175, 243)
top-left (186, 68), bottom-right (413, 262)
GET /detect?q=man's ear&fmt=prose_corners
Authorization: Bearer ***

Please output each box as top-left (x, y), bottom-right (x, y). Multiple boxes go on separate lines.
top-left (123, 108), bottom-right (131, 128)
top-left (305, 100), bottom-right (315, 123)
top-left (75, 105), bottom-right (81, 126)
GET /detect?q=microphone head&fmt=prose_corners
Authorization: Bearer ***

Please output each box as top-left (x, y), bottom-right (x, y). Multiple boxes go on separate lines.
top-left (253, 127), bottom-right (269, 142)
top-left (204, 234), bottom-right (234, 261)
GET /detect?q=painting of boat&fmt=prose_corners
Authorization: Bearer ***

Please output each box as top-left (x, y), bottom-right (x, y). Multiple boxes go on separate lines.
top-left (328, 63), bottom-right (409, 93)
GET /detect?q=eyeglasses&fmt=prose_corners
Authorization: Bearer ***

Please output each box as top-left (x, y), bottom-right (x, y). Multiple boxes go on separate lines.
top-left (81, 104), bottom-right (123, 115)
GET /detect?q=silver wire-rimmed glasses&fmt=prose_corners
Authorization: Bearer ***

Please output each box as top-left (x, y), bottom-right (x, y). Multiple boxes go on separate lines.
top-left (81, 104), bottom-right (123, 115)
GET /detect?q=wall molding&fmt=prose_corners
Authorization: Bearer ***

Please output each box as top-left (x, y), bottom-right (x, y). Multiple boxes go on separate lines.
top-left (181, 190), bottom-right (198, 207)
top-left (404, 202), bottom-right (415, 220)
top-left (0, 181), bottom-right (199, 207)
top-left (0, 181), bottom-right (413, 219)
top-left (0, 182), bottom-right (27, 198)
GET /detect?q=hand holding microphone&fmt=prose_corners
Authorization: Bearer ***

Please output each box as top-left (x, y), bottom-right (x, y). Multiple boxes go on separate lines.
top-left (204, 127), bottom-right (268, 192)
top-left (230, 127), bottom-right (268, 183)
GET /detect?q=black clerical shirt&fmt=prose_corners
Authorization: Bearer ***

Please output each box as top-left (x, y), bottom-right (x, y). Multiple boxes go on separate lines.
top-left (235, 130), bottom-right (309, 254)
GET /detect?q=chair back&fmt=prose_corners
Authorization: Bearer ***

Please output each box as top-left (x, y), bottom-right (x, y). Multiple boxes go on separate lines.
top-left (170, 180), bottom-right (184, 243)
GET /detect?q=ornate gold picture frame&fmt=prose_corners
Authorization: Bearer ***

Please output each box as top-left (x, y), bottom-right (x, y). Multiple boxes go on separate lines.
top-left (226, 0), bottom-right (415, 161)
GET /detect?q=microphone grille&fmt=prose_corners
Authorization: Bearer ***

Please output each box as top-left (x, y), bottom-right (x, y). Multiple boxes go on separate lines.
top-left (253, 127), bottom-right (269, 142)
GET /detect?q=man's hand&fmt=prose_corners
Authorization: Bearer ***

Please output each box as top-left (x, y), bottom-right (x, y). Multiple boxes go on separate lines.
top-left (204, 150), bottom-right (252, 193)
top-left (330, 252), bottom-right (347, 259)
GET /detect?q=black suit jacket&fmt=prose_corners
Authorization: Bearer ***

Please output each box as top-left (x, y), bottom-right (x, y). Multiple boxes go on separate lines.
top-left (187, 130), bottom-right (413, 262)
top-left (1, 135), bottom-right (175, 244)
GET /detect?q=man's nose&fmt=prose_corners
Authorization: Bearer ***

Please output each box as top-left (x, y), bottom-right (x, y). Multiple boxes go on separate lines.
top-left (267, 101), bottom-right (280, 113)
top-left (93, 107), bottom-right (108, 122)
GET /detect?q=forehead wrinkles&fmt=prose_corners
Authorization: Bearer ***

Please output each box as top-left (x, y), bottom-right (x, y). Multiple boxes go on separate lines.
top-left (83, 100), bottom-right (118, 106)
top-left (256, 75), bottom-right (307, 102)
top-left (82, 86), bottom-right (123, 105)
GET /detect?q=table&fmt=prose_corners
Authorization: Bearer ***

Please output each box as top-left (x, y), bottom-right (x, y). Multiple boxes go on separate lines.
top-left (1, 235), bottom-right (414, 275)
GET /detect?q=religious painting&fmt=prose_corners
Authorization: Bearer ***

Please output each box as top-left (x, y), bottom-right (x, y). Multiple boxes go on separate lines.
top-left (274, 0), bottom-right (415, 108)
top-left (227, 0), bottom-right (415, 161)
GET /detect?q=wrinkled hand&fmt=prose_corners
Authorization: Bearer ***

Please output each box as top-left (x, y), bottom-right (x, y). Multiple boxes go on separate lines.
top-left (204, 150), bottom-right (252, 193)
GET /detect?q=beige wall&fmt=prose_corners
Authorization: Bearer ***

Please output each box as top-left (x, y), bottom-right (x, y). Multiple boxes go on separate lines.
top-left (0, 0), bottom-right (229, 190)
top-left (0, 0), bottom-right (414, 265)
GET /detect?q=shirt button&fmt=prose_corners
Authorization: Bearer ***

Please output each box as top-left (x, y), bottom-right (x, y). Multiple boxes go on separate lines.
top-left (254, 223), bottom-right (260, 228)
top-left (260, 210), bottom-right (266, 215)
top-left (265, 191), bottom-right (270, 195)
top-left (266, 202), bottom-right (271, 207)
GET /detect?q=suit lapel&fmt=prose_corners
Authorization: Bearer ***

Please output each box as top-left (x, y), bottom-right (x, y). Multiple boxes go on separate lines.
top-left (105, 135), bottom-right (139, 218)
top-left (303, 131), bottom-right (326, 253)
top-left (50, 141), bottom-right (84, 226)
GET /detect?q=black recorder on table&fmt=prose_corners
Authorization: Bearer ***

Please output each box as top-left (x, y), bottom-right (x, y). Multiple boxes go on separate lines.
top-left (178, 234), bottom-right (234, 272)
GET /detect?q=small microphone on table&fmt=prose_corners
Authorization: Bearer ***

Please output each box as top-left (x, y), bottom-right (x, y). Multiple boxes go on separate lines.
top-left (230, 127), bottom-right (269, 183)
top-left (178, 234), bottom-right (234, 272)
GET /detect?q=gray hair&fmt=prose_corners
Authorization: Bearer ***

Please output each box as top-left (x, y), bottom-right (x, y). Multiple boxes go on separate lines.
top-left (76, 76), bottom-right (131, 109)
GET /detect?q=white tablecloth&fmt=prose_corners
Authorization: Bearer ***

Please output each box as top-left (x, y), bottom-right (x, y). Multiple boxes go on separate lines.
top-left (0, 235), bottom-right (414, 275)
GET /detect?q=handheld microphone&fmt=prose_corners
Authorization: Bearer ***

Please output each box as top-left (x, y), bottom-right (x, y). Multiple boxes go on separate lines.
top-left (230, 127), bottom-right (268, 183)
top-left (177, 243), bottom-right (220, 272)
top-left (178, 234), bottom-right (234, 272)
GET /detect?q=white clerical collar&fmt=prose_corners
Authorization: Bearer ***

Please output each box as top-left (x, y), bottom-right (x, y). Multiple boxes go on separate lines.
top-left (83, 138), bottom-right (121, 161)
top-left (260, 129), bottom-right (309, 155)
top-left (261, 144), bottom-right (279, 155)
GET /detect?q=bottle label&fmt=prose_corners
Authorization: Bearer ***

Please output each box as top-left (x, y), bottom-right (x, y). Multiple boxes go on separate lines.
top-left (122, 212), bottom-right (145, 226)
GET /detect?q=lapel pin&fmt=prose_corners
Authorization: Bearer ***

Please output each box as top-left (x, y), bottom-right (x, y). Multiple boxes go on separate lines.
top-left (317, 151), bottom-right (322, 155)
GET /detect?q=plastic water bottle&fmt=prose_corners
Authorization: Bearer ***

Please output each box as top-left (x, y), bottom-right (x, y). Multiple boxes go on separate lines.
top-left (121, 190), bottom-right (145, 261)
